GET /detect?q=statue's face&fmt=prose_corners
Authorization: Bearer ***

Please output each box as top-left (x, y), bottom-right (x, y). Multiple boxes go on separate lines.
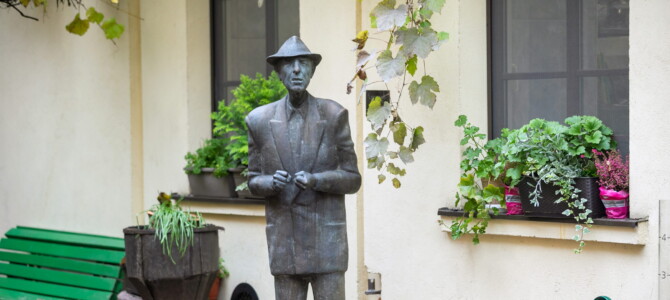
top-left (278, 56), bottom-right (314, 93)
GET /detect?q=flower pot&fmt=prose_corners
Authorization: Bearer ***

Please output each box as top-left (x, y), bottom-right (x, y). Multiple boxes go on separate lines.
top-left (518, 176), bottom-right (606, 218)
top-left (208, 276), bottom-right (221, 300)
top-left (228, 167), bottom-right (263, 199)
top-left (599, 187), bottom-right (629, 219)
top-left (505, 186), bottom-right (523, 215)
top-left (187, 168), bottom-right (237, 198)
top-left (123, 225), bottom-right (221, 300)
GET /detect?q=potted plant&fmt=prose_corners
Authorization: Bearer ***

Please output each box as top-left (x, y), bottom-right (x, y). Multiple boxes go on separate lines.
top-left (123, 193), bottom-right (222, 300)
top-left (208, 258), bottom-right (230, 300)
top-left (445, 115), bottom-right (506, 244)
top-left (211, 72), bottom-right (286, 198)
top-left (502, 116), bottom-right (615, 252)
top-left (593, 149), bottom-right (630, 218)
top-left (184, 138), bottom-right (237, 198)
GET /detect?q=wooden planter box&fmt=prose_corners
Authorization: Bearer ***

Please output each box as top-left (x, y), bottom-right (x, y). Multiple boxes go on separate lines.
top-left (187, 168), bottom-right (237, 198)
top-left (518, 176), bottom-right (606, 218)
top-left (123, 225), bottom-right (220, 300)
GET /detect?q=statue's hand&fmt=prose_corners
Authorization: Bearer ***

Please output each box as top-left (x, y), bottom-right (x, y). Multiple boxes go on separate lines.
top-left (295, 171), bottom-right (316, 190)
top-left (272, 170), bottom-right (292, 192)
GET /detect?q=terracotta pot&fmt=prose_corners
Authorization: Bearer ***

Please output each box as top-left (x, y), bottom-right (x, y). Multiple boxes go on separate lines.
top-left (208, 276), bottom-right (221, 300)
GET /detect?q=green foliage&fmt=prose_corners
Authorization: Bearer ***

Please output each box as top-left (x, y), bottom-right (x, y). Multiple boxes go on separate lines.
top-left (186, 72), bottom-right (285, 185)
top-left (500, 116), bottom-right (615, 252)
top-left (218, 258), bottom-right (230, 278)
top-left (448, 115), bottom-right (506, 244)
top-left (146, 193), bottom-right (205, 263)
top-left (211, 72), bottom-right (286, 168)
top-left (353, 0), bottom-right (447, 188)
top-left (6, 0), bottom-right (125, 42)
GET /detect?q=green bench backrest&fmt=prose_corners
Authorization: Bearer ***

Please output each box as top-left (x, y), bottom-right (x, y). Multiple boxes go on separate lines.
top-left (0, 226), bottom-right (125, 300)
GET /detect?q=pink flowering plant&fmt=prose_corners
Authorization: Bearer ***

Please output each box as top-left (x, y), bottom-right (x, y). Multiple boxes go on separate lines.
top-left (593, 149), bottom-right (629, 192)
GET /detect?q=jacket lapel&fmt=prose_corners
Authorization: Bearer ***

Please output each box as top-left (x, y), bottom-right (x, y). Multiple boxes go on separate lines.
top-left (270, 96), bottom-right (296, 174)
top-left (300, 95), bottom-right (326, 173)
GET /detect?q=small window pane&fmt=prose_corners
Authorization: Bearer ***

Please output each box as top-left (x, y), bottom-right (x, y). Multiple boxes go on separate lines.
top-left (506, 79), bottom-right (567, 129)
top-left (506, 0), bottom-right (567, 73)
top-left (225, 0), bottom-right (267, 81)
top-left (277, 0), bottom-right (300, 45)
top-left (581, 0), bottom-right (629, 70)
top-left (581, 76), bottom-right (629, 155)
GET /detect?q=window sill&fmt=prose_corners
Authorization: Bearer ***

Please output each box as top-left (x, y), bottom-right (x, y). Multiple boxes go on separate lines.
top-left (438, 208), bottom-right (649, 245)
top-left (179, 194), bottom-right (266, 217)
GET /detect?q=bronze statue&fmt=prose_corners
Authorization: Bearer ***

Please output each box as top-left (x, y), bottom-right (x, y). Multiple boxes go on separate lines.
top-left (246, 36), bottom-right (361, 300)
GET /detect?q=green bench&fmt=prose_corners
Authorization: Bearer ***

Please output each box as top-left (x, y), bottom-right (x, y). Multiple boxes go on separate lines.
top-left (0, 226), bottom-right (126, 300)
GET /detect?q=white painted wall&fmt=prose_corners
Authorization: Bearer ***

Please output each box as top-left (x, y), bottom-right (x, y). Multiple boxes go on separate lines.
top-left (0, 2), bottom-right (132, 237)
top-left (358, 0), bottom-right (662, 299)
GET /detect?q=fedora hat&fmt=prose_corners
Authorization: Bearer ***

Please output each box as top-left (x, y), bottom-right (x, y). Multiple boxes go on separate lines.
top-left (266, 36), bottom-right (322, 67)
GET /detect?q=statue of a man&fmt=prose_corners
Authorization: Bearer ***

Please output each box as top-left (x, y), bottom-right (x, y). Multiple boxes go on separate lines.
top-left (245, 36), bottom-right (361, 300)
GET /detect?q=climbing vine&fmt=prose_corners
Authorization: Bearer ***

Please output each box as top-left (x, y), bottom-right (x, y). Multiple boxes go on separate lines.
top-left (1, 0), bottom-right (124, 42)
top-left (349, 0), bottom-right (448, 188)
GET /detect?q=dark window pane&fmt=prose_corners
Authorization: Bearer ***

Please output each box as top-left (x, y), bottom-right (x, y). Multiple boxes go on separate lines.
top-left (581, 0), bottom-right (629, 70)
top-left (506, 79), bottom-right (567, 129)
top-left (581, 75), bottom-right (629, 155)
top-left (506, 0), bottom-right (567, 73)
top-left (225, 0), bottom-right (267, 81)
top-left (277, 0), bottom-right (300, 45)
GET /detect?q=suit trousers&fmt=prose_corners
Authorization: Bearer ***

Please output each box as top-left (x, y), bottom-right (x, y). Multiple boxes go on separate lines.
top-left (274, 272), bottom-right (344, 300)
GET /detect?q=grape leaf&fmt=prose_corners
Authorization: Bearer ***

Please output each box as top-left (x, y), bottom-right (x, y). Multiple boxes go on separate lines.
top-left (376, 50), bottom-right (406, 82)
top-left (396, 28), bottom-right (437, 59)
top-left (454, 115), bottom-right (467, 126)
top-left (356, 50), bottom-right (375, 68)
top-left (364, 133), bottom-right (389, 158)
top-left (20, 0), bottom-right (29, 7)
top-left (370, 0), bottom-right (407, 31)
top-left (101, 18), bottom-right (125, 40)
top-left (420, 0), bottom-right (446, 14)
top-left (367, 97), bottom-right (392, 131)
top-left (409, 75), bottom-right (440, 108)
top-left (86, 7), bottom-right (104, 25)
top-left (406, 55), bottom-right (418, 76)
top-left (399, 146), bottom-right (414, 164)
top-left (410, 126), bottom-right (426, 151)
top-left (392, 178), bottom-right (401, 188)
top-left (378, 174), bottom-right (387, 184)
top-left (352, 30), bottom-right (369, 50)
top-left (390, 121), bottom-right (407, 145)
top-left (388, 163), bottom-right (406, 176)
top-left (66, 13), bottom-right (90, 36)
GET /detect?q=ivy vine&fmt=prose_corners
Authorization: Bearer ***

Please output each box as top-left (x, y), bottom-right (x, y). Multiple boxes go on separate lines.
top-left (350, 0), bottom-right (448, 188)
top-left (1, 0), bottom-right (125, 43)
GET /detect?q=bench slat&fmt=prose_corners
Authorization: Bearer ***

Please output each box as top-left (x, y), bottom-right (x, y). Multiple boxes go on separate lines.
top-left (0, 287), bottom-right (67, 300)
top-left (0, 239), bottom-right (124, 264)
top-left (0, 277), bottom-right (112, 300)
top-left (8, 227), bottom-right (124, 251)
top-left (0, 251), bottom-right (121, 278)
top-left (0, 263), bottom-right (117, 291)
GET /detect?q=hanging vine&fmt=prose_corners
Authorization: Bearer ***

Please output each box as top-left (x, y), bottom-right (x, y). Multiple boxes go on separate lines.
top-left (349, 0), bottom-right (448, 188)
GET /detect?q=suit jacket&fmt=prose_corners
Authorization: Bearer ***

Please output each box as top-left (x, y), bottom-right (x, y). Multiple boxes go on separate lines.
top-left (245, 93), bottom-right (361, 275)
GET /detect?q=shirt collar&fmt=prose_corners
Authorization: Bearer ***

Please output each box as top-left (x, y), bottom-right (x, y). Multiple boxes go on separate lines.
top-left (286, 96), bottom-right (309, 120)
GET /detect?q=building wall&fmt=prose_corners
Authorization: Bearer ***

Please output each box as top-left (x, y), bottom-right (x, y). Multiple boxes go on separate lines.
top-left (355, 0), bottom-right (663, 299)
top-left (0, 1), bottom-right (133, 237)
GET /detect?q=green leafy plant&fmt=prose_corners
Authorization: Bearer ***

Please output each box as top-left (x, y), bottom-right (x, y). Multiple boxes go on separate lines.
top-left (184, 138), bottom-right (231, 177)
top-left (145, 192), bottom-right (205, 262)
top-left (2, 0), bottom-right (125, 42)
top-left (501, 117), bottom-right (615, 253)
top-left (212, 72), bottom-right (286, 169)
top-left (443, 115), bottom-right (506, 244)
top-left (217, 258), bottom-right (230, 279)
top-left (352, 0), bottom-right (448, 188)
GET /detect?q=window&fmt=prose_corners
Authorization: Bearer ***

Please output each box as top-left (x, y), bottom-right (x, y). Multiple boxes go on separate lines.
top-left (491, 0), bottom-right (629, 154)
top-left (211, 0), bottom-right (300, 109)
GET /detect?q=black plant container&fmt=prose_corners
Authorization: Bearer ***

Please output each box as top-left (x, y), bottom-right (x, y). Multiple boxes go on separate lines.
top-left (187, 168), bottom-right (237, 198)
top-left (518, 176), bottom-right (606, 218)
top-left (123, 225), bottom-right (220, 300)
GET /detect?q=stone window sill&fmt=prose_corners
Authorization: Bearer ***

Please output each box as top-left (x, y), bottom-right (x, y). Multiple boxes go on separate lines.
top-left (180, 194), bottom-right (266, 217)
top-left (438, 208), bottom-right (649, 245)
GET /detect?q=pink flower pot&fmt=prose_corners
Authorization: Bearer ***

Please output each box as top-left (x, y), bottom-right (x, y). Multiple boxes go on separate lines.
top-left (505, 186), bottom-right (523, 215)
top-left (599, 187), bottom-right (629, 219)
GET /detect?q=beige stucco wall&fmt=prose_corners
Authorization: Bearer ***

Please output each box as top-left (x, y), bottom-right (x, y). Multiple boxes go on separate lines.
top-left (0, 2), bottom-right (133, 237)
top-left (357, 0), bottom-right (661, 299)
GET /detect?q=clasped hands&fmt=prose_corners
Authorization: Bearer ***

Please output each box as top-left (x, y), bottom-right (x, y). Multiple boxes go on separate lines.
top-left (272, 170), bottom-right (316, 192)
